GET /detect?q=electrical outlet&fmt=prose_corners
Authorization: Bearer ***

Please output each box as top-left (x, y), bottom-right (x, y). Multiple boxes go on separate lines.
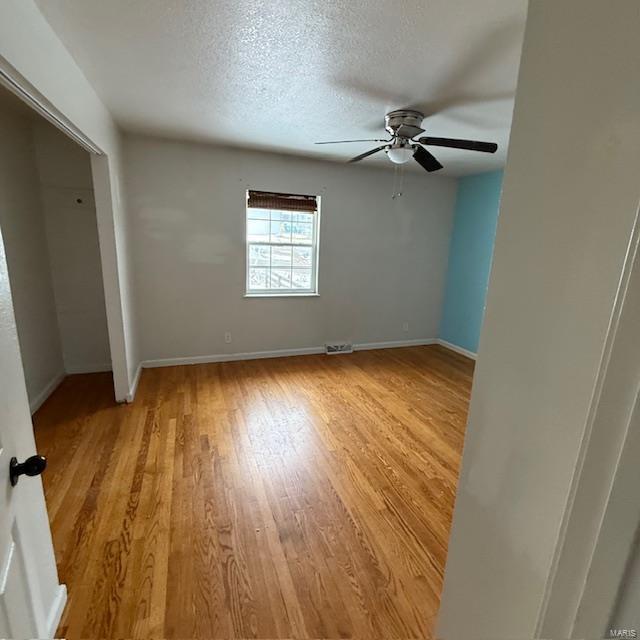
top-left (224, 332), bottom-right (232, 344)
top-left (402, 322), bottom-right (409, 332)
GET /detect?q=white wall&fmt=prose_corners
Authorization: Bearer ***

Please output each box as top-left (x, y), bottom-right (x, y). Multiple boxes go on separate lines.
top-left (0, 0), bottom-right (139, 401)
top-left (437, 0), bottom-right (640, 637)
top-left (0, 102), bottom-right (64, 410)
top-left (124, 135), bottom-right (456, 361)
top-left (33, 121), bottom-right (111, 374)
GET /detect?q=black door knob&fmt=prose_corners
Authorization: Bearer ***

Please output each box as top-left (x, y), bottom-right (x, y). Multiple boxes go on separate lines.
top-left (9, 455), bottom-right (47, 487)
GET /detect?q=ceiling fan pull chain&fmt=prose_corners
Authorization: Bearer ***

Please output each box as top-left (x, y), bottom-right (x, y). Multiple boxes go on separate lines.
top-left (392, 164), bottom-right (404, 199)
top-left (392, 164), bottom-right (399, 199)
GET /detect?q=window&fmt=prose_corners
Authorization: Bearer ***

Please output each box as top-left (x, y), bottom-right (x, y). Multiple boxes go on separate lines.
top-left (246, 190), bottom-right (320, 295)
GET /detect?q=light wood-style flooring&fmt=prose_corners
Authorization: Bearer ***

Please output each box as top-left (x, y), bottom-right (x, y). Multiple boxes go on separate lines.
top-left (34, 345), bottom-right (473, 639)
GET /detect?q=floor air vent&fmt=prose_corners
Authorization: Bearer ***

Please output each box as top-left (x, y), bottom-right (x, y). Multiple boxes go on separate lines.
top-left (325, 343), bottom-right (354, 355)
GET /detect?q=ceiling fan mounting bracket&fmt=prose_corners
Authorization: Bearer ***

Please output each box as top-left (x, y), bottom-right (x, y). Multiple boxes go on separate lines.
top-left (384, 109), bottom-right (425, 138)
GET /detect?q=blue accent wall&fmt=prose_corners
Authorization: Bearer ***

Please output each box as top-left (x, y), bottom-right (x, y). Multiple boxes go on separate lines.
top-left (440, 170), bottom-right (503, 354)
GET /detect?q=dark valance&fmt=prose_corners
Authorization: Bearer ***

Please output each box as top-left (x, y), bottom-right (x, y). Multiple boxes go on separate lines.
top-left (247, 190), bottom-right (317, 213)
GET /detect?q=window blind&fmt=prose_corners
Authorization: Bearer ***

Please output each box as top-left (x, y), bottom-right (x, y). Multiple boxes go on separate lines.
top-left (247, 190), bottom-right (317, 213)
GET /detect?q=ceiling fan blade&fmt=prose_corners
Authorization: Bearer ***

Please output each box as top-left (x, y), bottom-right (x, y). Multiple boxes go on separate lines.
top-left (315, 138), bottom-right (388, 145)
top-left (418, 136), bottom-right (498, 153)
top-left (413, 146), bottom-right (443, 172)
top-left (348, 145), bottom-right (388, 163)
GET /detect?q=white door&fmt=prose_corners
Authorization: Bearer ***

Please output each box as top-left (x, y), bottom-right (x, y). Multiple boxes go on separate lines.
top-left (573, 391), bottom-right (640, 636)
top-left (539, 213), bottom-right (640, 637)
top-left (608, 395), bottom-right (640, 632)
top-left (0, 227), bottom-right (65, 637)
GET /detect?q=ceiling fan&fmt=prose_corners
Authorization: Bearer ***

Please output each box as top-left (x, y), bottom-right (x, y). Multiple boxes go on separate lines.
top-left (315, 109), bottom-right (498, 172)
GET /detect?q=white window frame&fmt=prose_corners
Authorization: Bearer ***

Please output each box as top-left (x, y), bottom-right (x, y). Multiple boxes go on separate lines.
top-left (244, 192), bottom-right (321, 297)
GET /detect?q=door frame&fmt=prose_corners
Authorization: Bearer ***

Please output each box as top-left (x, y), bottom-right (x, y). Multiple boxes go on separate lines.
top-left (0, 57), bottom-right (131, 402)
top-left (537, 203), bottom-right (640, 636)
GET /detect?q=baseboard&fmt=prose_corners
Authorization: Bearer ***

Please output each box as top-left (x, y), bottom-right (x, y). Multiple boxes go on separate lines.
top-left (30, 370), bottom-right (65, 414)
top-left (437, 339), bottom-right (477, 360)
top-left (64, 362), bottom-right (112, 374)
top-left (142, 339), bottom-right (438, 369)
top-left (45, 583), bottom-right (67, 638)
top-left (354, 338), bottom-right (437, 351)
top-left (143, 346), bottom-right (325, 368)
top-left (126, 363), bottom-right (142, 403)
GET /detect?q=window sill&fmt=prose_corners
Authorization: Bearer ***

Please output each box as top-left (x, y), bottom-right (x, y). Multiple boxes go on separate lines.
top-left (244, 293), bottom-right (320, 298)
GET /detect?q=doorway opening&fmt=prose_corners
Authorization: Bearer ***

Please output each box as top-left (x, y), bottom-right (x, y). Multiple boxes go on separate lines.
top-left (0, 84), bottom-right (112, 413)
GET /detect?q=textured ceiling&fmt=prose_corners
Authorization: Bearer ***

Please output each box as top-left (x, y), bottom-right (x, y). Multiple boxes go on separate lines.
top-left (35, 0), bottom-right (527, 176)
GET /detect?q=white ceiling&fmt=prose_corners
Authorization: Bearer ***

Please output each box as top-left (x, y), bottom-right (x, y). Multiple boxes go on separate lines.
top-left (34, 0), bottom-right (527, 176)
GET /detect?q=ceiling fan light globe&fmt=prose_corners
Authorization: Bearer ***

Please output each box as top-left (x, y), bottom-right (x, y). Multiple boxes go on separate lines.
top-left (386, 146), bottom-right (414, 164)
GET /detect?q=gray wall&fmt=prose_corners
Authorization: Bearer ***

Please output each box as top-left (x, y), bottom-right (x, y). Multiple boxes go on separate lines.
top-left (124, 135), bottom-right (457, 362)
top-left (33, 121), bottom-right (111, 373)
top-left (0, 102), bottom-right (64, 409)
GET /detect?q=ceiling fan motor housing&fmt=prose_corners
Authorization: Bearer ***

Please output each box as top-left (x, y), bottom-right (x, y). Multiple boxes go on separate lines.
top-left (384, 109), bottom-right (425, 139)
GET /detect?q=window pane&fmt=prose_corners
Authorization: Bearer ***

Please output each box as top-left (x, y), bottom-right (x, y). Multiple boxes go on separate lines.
top-left (249, 245), bottom-right (270, 266)
top-left (271, 211), bottom-right (292, 222)
top-left (270, 268), bottom-right (291, 289)
top-left (292, 212), bottom-right (314, 224)
top-left (271, 245), bottom-right (292, 267)
top-left (247, 219), bottom-right (270, 242)
top-left (247, 208), bottom-right (270, 220)
top-left (248, 267), bottom-right (268, 289)
top-left (292, 222), bottom-right (313, 244)
top-left (292, 246), bottom-right (312, 267)
top-left (292, 269), bottom-right (312, 289)
top-left (270, 221), bottom-right (291, 244)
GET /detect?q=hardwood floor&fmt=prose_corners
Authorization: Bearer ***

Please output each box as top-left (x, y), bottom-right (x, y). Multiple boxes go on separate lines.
top-left (34, 345), bottom-right (473, 639)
